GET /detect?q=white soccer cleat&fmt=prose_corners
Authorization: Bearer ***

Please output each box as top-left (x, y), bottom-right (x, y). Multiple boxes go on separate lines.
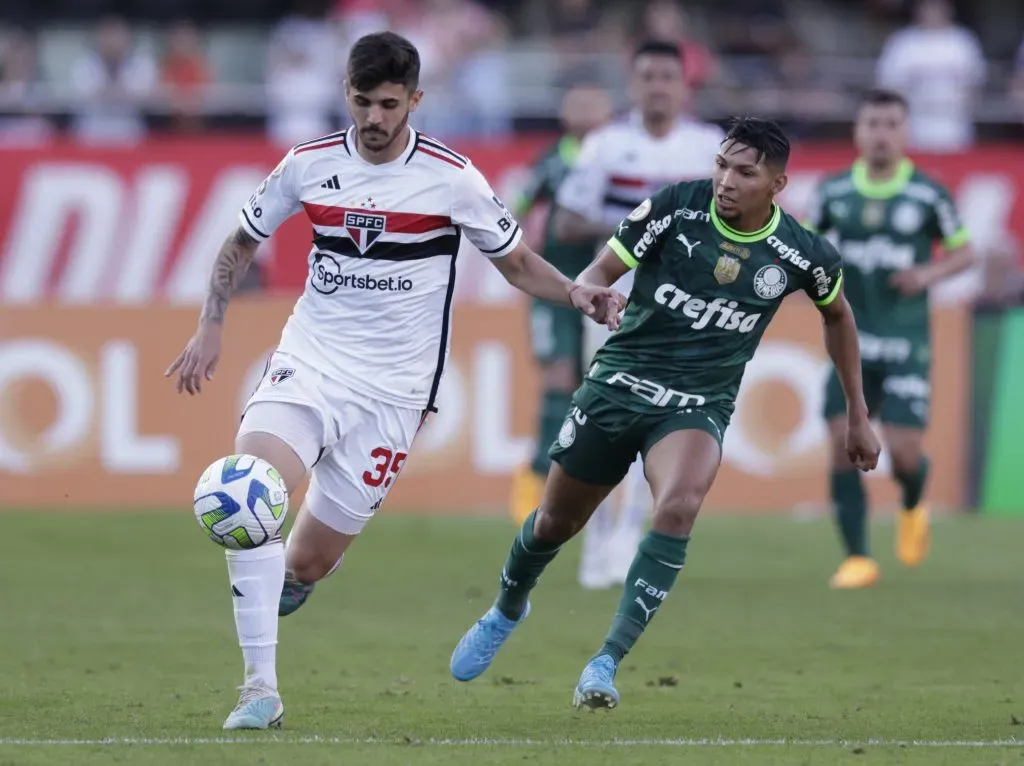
top-left (222, 680), bottom-right (284, 730)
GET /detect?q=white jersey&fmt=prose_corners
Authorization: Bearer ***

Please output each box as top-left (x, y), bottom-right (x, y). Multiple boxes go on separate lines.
top-left (555, 112), bottom-right (723, 359)
top-left (556, 112), bottom-right (724, 228)
top-left (238, 126), bottom-right (521, 411)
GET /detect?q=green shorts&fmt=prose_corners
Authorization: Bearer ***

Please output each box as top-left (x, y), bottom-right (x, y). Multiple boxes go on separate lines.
top-left (823, 359), bottom-right (930, 428)
top-left (549, 385), bottom-right (731, 486)
top-left (529, 299), bottom-right (584, 365)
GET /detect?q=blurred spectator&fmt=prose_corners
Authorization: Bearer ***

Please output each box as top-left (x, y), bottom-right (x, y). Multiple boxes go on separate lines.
top-left (1011, 36), bottom-right (1024, 118)
top-left (395, 0), bottom-right (511, 138)
top-left (876, 0), bottom-right (985, 152)
top-left (266, 3), bottom-right (339, 146)
top-left (713, 0), bottom-right (794, 86)
top-left (70, 16), bottom-right (158, 144)
top-left (750, 46), bottom-right (848, 138)
top-left (0, 28), bottom-right (54, 144)
top-left (160, 20), bottom-right (211, 133)
top-left (637, 0), bottom-right (716, 90)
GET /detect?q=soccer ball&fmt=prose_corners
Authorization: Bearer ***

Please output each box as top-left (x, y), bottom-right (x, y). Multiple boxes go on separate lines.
top-left (193, 454), bottom-right (289, 549)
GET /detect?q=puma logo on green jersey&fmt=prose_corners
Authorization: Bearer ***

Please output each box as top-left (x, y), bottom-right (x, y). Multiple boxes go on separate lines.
top-left (655, 284), bottom-right (762, 332)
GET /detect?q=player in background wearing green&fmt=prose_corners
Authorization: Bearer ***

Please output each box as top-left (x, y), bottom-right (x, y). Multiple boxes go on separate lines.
top-left (450, 118), bottom-right (882, 709)
top-left (804, 89), bottom-right (975, 589)
top-left (509, 83), bottom-right (614, 526)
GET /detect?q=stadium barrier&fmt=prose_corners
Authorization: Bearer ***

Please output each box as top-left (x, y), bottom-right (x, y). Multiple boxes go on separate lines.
top-left (0, 139), bottom-right (1022, 302)
top-left (1, 300), bottom-right (968, 514)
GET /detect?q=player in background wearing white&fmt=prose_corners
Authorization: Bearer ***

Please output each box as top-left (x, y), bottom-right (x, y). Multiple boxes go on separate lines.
top-left (552, 40), bottom-right (724, 590)
top-left (165, 32), bottom-right (624, 730)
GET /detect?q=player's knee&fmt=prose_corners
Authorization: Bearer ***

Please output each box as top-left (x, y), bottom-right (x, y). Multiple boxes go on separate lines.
top-left (827, 423), bottom-right (853, 470)
top-left (651, 489), bottom-right (704, 536)
top-left (533, 504), bottom-right (582, 543)
top-left (889, 446), bottom-right (922, 477)
top-left (235, 430), bottom-right (307, 494)
top-left (541, 359), bottom-right (578, 392)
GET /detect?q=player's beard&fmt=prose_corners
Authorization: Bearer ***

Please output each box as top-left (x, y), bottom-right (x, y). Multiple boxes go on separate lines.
top-left (359, 111), bottom-right (410, 154)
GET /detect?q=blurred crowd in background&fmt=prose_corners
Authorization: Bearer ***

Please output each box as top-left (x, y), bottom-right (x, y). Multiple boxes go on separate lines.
top-left (1, 0), bottom-right (1024, 147)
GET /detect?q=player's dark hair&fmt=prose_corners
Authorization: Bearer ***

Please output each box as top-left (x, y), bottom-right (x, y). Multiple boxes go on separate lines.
top-left (722, 116), bottom-right (791, 171)
top-left (858, 88), bottom-right (909, 112)
top-left (632, 39), bottom-right (683, 62)
top-left (347, 32), bottom-right (420, 92)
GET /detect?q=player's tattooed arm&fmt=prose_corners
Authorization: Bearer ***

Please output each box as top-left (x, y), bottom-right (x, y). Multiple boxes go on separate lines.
top-left (199, 226), bottom-right (261, 325)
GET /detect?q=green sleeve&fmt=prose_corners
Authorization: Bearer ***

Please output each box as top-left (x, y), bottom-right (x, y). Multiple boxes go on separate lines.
top-left (606, 185), bottom-right (680, 269)
top-left (804, 236), bottom-right (845, 307)
top-left (928, 183), bottom-right (970, 250)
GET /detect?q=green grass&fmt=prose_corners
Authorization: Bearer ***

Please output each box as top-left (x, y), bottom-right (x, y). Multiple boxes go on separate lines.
top-left (0, 511), bottom-right (1021, 765)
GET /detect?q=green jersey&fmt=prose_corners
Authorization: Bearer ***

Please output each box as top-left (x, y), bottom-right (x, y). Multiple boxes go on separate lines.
top-left (580, 179), bottom-right (844, 416)
top-left (805, 158), bottom-right (969, 363)
top-left (515, 135), bottom-right (598, 277)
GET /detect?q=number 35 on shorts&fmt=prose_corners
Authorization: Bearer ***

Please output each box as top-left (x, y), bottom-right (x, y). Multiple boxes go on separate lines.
top-left (362, 447), bottom-right (407, 490)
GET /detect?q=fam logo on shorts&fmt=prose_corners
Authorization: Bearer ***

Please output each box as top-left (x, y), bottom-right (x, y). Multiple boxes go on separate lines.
top-left (753, 264), bottom-right (787, 299)
top-left (344, 211), bottom-right (386, 254)
top-left (269, 368), bottom-right (294, 386)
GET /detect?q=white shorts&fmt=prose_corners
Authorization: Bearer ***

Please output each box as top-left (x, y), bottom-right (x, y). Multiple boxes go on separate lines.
top-left (238, 352), bottom-right (426, 535)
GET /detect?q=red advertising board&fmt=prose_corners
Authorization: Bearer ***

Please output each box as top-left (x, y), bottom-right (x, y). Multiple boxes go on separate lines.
top-left (0, 138), bottom-right (1020, 302)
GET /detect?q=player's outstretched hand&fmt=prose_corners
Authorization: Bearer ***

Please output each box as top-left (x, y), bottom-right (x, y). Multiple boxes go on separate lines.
top-left (165, 323), bottom-right (223, 396)
top-left (845, 415), bottom-right (881, 472)
top-left (570, 284), bottom-right (627, 331)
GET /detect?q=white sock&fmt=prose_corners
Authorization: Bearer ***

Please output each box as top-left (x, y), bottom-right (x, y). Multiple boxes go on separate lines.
top-left (579, 497), bottom-right (616, 576)
top-left (226, 541), bottom-right (285, 691)
top-left (616, 458), bottom-right (650, 535)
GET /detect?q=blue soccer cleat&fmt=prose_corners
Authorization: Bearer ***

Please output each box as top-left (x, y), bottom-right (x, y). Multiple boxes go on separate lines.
top-left (222, 681), bottom-right (284, 730)
top-left (278, 571), bottom-right (315, 617)
top-left (573, 654), bottom-right (620, 710)
top-left (450, 602), bottom-right (530, 681)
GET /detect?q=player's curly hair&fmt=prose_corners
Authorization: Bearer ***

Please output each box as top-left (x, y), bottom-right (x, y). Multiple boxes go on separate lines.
top-left (347, 32), bottom-right (420, 93)
top-left (723, 116), bottom-right (791, 171)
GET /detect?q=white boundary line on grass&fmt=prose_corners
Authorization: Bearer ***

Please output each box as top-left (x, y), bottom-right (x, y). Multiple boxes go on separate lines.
top-left (0, 737), bottom-right (1021, 748)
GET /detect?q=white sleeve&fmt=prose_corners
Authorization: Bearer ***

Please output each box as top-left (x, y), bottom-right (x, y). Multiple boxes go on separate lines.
top-left (238, 149), bottom-right (303, 241)
top-left (451, 163), bottom-right (523, 259)
top-left (554, 131), bottom-right (608, 221)
top-left (876, 33), bottom-right (910, 90)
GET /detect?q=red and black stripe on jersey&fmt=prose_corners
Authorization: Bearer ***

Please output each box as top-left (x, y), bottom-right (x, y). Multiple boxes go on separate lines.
top-left (294, 130), bottom-right (349, 156)
top-left (412, 135), bottom-right (467, 169)
top-left (304, 201), bottom-right (460, 261)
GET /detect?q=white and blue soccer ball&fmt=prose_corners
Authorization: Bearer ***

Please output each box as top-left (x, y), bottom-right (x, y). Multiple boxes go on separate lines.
top-left (193, 454), bottom-right (289, 550)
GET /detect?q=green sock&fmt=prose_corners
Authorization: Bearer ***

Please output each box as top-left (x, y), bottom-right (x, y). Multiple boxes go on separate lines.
top-left (598, 531), bottom-right (689, 664)
top-left (831, 469), bottom-right (868, 557)
top-left (895, 456), bottom-right (929, 511)
top-left (529, 390), bottom-right (574, 476)
top-left (494, 510), bottom-right (562, 620)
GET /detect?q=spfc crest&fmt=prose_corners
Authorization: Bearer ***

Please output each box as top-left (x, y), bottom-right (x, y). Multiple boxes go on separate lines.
top-left (344, 210), bottom-right (386, 253)
top-left (269, 368), bottom-right (294, 386)
top-left (714, 254), bottom-right (741, 284)
top-left (861, 201), bottom-right (885, 229)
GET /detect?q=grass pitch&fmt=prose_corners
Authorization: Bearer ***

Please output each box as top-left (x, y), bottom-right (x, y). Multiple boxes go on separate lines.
top-left (0, 510), bottom-right (1021, 765)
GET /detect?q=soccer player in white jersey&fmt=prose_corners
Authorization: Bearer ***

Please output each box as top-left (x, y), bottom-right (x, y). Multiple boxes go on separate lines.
top-left (552, 40), bottom-right (724, 590)
top-left (165, 32), bottom-right (624, 730)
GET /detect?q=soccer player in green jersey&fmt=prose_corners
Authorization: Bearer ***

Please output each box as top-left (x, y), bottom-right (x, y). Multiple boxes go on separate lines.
top-left (805, 89), bottom-right (975, 589)
top-left (450, 117), bottom-right (882, 709)
top-left (509, 83), bottom-right (614, 526)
